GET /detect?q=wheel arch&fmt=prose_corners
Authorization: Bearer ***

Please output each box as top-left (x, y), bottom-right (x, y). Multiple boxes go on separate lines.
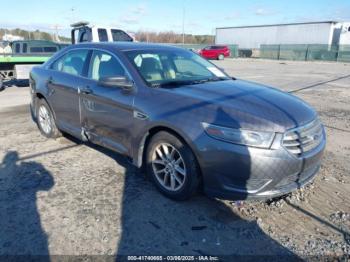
top-left (33, 92), bottom-right (57, 121)
top-left (36, 92), bottom-right (46, 100)
top-left (135, 125), bottom-right (201, 176)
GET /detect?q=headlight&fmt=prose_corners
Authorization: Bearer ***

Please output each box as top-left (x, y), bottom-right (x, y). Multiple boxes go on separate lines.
top-left (202, 122), bottom-right (275, 149)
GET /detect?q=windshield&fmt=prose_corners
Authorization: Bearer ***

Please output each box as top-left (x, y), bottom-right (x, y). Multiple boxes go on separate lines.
top-left (125, 49), bottom-right (230, 87)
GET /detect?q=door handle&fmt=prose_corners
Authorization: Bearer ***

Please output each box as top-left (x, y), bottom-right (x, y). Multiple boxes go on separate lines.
top-left (79, 86), bottom-right (93, 95)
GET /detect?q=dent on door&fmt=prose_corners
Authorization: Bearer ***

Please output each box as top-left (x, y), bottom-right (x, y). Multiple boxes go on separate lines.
top-left (80, 86), bottom-right (135, 156)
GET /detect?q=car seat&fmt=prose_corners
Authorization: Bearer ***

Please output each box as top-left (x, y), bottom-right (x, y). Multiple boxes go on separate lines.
top-left (139, 57), bottom-right (163, 81)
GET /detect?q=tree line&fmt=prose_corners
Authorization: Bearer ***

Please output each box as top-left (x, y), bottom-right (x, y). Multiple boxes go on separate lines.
top-left (134, 31), bottom-right (214, 44)
top-left (1, 28), bottom-right (214, 44)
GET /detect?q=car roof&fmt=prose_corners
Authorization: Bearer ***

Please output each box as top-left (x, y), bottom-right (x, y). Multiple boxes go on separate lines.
top-left (67, 42), bottom-right (186, 52)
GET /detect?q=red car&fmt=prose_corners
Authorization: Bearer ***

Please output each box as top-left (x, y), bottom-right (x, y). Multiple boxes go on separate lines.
top-left (199, 45), bottom-right (231, 60)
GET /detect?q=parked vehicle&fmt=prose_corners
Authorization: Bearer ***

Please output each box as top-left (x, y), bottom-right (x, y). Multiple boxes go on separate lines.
top-left (30, 42), bottom-right (326, 201)
top-left (71, 21), bottom-right (134, 44)
top-left (0, 40), bottom-right (67, 89)
top-left (1, 22), bottom-right (133, 89)
top-left (199, 45), bottom-right (231, 60)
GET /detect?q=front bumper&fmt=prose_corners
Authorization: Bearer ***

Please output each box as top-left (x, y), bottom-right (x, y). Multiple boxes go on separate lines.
top-left (195, 130), bottom-right (326, 201)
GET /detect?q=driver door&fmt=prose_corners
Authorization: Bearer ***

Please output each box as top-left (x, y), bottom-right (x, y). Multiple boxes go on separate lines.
top-left (80, 50), bottom-right (135, 155)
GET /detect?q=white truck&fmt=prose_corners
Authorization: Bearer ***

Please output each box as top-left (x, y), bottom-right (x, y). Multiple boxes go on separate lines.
top-left (0, 40), bottom-right (64, 90)
top-left (0, 22), bottom-right (134, 90)
top-left (71, 21), bottom-right (134, 44)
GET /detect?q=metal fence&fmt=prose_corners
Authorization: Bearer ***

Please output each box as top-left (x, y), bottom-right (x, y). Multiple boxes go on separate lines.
top-left (171, 44), bottom-right (239, 58)
top-left (260, 44), bottom-right (350, 62)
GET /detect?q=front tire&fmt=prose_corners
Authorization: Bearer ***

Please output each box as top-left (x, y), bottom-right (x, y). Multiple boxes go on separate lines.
top-left (146, 131), bottom-right (200, 201)
top-left (36, 99), bottom-right (61, 139)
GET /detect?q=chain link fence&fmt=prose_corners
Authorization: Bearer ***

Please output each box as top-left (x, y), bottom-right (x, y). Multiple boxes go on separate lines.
top-left (260, 44), bottom-right (350, 62)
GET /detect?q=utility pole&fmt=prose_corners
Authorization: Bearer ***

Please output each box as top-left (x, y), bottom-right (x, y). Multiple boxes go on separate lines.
top-left (54, 24), bottom-right (60, 42)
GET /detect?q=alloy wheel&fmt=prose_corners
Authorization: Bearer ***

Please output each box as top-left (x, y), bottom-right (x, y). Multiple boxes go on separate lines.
top-left (38, 105), bottom-right (52, 135)
top-left (151, 143), bottom-right (187, 191)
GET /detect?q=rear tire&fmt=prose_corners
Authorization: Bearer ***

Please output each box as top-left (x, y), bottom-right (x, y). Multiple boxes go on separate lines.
top-left (146, 131), bottom-right (200, 201)
top-left (36, 99), bottom-right (61, 139)
top-left (218, 54), bottom-right (225, 60)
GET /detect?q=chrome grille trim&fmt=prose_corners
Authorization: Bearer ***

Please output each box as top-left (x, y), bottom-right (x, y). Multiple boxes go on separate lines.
top-left (283, 119), bottom-right (324, 156)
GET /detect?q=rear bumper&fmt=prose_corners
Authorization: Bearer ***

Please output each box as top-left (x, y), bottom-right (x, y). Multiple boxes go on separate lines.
top-left (194, 130), bottom-right (326, 201)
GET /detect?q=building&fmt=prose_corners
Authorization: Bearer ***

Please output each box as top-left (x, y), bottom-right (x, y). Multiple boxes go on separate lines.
top-left (215, 21), bottom-right (350, 49)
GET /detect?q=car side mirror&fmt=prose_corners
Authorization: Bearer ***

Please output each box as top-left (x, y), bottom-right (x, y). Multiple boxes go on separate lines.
top-left (99, 76), bottom-right (134, 90)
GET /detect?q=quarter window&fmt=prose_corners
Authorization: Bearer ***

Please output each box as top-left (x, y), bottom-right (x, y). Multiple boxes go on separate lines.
top-left (88, 50), bottom-right (125, 81)
top-left (51, 50), bottom-right (89, 76)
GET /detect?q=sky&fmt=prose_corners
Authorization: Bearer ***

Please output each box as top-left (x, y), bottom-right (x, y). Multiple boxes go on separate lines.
top-left (2, 0), bottom-right (350, 36)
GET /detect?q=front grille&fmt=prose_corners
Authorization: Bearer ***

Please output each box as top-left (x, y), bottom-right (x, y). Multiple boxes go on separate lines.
top-left (283, 119), bottom-right (324, 156)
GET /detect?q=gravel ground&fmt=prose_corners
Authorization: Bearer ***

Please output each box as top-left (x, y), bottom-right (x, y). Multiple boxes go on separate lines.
top-left (0, 59), bottom-right (349, 260)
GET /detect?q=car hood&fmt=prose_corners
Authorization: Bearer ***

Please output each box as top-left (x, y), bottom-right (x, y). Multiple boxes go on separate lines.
top-left (158, 79), bottom-right (317, 133)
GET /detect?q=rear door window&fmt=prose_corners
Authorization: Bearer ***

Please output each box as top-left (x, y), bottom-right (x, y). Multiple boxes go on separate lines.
top-left (51, 50), bottom-right (89, 76)
top-left (98, 29), bottom-right (108, 42)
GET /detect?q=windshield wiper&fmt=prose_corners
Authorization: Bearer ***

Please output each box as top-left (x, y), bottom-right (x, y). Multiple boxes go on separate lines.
top-left (150, 77), bottom-right (229, 88)
top-left (150, 80), bottom-right (195, 88)
top-left (191, 77), bottom-right (229, 84)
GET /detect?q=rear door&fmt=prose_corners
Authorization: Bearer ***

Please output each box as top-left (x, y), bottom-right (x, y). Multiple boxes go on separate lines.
top-left (47, 49), bottom-right (91, 136)
top-left (80, 50), bottom-right (135, 155)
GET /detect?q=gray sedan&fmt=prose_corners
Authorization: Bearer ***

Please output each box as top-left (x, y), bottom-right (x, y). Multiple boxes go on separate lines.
top-left (29, 42), bottom-right (326, 201)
